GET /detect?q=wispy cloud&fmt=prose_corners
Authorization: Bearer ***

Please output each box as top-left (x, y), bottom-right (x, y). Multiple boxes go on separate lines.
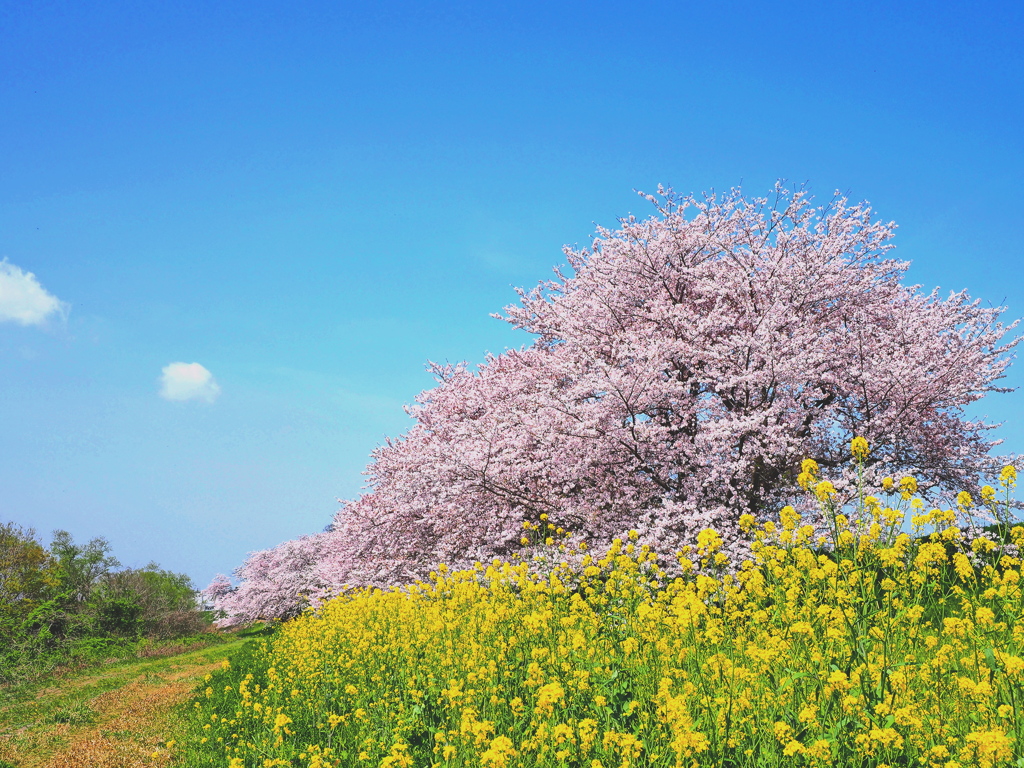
top-left (160, 362), bottom-right (221, 403)
top-left (0, 259), bottom-right (69, 326)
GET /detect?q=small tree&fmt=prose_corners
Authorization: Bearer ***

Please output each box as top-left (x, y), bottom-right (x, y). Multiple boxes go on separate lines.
top-left (97, 564), bottom-right (205, 639)
top-left (49, 530), bottom-right (120, 605)
top-left (205, 534), bottom-right (332, 627)
top-left (0, 522), bottom-right (57, 639)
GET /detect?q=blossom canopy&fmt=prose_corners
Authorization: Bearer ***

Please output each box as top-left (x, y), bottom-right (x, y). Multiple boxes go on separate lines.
top-left (210, 184), bottom-right (1019, 624)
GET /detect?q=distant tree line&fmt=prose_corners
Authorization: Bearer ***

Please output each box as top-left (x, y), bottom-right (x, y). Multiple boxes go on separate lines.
top-left (0, 521), bottom-right (213, 683)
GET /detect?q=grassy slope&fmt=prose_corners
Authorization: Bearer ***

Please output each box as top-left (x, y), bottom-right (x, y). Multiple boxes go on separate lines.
top-left (0, 638), bottom-right (245, 768)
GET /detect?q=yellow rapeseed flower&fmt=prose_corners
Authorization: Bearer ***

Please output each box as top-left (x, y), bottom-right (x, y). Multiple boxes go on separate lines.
top-left (779, 505), bottom-right (799, 531)
top-left (696, 528), bottom-right (723, 552)
top-left (535, 681), bottom-right (565, 715)
top-left (184, 467), bottom-right (1023, 768)
top-left (773, 722), bottom-right (793, 744)
top-left (898, 476), bottom-right (917, 498)
top-left (953, 553), bottom-right (975, 582)
top-left (851, 436), bottom-right (869, 460)
top-left (814, 480), bottom-right (836, 502)
top-left (783, 739), bottom-right (804, 756)
top-left (962, 729), bottom-right (1013, 768)
top-left (480, 736), bottom-right (517, 768)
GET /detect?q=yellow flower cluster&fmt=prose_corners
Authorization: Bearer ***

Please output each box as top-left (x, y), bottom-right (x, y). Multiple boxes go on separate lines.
top-left (183, 448), bottom-right (1023, 767)
top-left (185, 516), bottom-right (1024, 768)
top-left (851, 436), bottom-right (870, 461)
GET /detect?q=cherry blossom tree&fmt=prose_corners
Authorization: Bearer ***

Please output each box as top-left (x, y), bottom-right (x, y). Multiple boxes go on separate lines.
top-left (204, 533), bottom-right (332, 627)
top-left (211, 184), bottom-right (1019, 622)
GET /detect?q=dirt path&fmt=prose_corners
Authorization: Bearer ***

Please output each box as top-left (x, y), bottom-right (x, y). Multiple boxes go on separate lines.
top-left (0, 641), bottom-right (242, 768)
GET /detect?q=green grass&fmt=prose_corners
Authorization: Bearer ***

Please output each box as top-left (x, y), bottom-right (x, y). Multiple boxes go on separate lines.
top-left (0, 632), bottom-right (248, 767)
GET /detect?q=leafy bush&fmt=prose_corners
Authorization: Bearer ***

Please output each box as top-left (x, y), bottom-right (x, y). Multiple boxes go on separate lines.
top-left (0, 522), bottom-right (56, 637)
top-left (0, 528), bottom-right (215, 684)
top-left (97, 565), bottom-right (209, 639)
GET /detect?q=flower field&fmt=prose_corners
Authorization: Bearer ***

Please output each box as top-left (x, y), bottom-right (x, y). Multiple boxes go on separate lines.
top-left (181, 458), bottom-right (1024, 768)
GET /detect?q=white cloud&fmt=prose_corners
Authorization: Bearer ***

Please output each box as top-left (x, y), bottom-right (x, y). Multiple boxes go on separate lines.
top-left (0, 259), bottom-right (69, 326)
top-left (160, 362), bottom-right (221, 403)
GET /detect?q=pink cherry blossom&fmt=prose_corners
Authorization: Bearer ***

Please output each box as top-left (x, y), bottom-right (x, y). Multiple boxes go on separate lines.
top-left (209, 184), bottom-right (1019, 624)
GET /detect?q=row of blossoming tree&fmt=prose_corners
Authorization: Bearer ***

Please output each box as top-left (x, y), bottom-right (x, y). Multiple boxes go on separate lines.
top-left (207, 184), bottom-right (1019, 625)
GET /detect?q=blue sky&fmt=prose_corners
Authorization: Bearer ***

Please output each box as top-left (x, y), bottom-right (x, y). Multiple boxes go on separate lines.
top-left (1, 0), bottom-right (1022, 587)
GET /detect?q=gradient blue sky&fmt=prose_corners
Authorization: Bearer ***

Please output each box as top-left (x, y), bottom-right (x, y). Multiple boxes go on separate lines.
top-left (2, 0), bottom-right (1022, 587)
